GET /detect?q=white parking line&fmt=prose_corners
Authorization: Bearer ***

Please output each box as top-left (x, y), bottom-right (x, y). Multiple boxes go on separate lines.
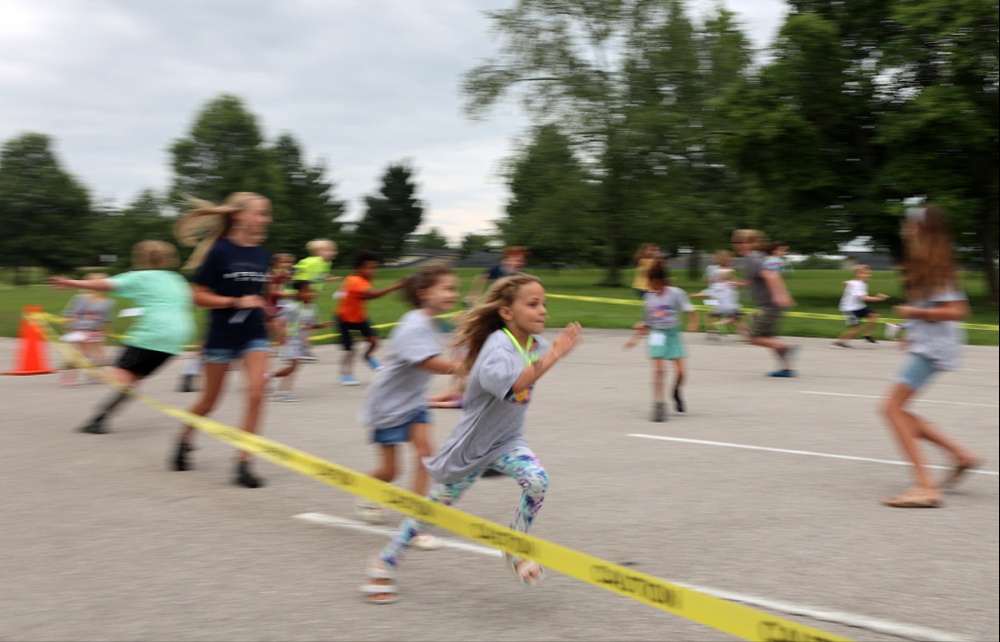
top-left (628, 434), bottom-right (998, 476)
top-left (800, 390), bottom-right (999, 408)
top-left (296, 512), bottom-right (972, 642)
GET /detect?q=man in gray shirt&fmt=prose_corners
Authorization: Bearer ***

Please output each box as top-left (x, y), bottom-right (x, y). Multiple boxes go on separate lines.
top-left (732, 229), bottom-right (799, 377)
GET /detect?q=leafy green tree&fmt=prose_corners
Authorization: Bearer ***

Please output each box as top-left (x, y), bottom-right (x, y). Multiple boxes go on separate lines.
top-left (722, 0), bottom-right (998, 301)
top-left (0, 133), bottom-right (94, 280)
top-left (458, 232), bottom-right (495, 257)
top-left (90, 190), bottom-right (175, 269)
top-left (353, 162), bottom-right (424, 261)
top-left (499, 124), bottom-right (598, 266)
top-left (267, 133), bottom-right (346, 256)
top-left (464, 0), bottom-right (754, 284)
top-left (169, 94), bottom-right (278, 205)
top-left (408, 227), bottom-right (451, 250)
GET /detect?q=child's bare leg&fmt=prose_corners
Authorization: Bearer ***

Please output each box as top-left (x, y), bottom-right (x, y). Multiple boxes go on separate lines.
top-left (409, 423), bottom-right (434, 497)
top-left (652, 359), bottom-right (666, 402)
top-left (880, 383), bottom-right (938, 498)
top-left (369, 445), bottom-right (399, 483)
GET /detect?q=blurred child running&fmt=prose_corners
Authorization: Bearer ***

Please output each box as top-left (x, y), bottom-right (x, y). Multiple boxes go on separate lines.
top-left (270, 282), bottom-right (333, 401)
top-left (59, 272), bottom-right (115, 385)
top-left (355, 263), bottom-right (462, 546)
top-left (624, 262), bottom-right (698, 421)
top-left (335, 250), bottom-right (406, 386)
top-left (878, 205), bottom-right (981, 508)
top-left (47, 241), bottom-right (194, 433)
top-left (833, 264), bottom-right (889, 348)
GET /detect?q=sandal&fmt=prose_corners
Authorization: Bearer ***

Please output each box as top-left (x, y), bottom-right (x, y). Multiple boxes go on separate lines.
top-left (882, 489), bottom-right (941, 508)
top-left (505, 553), bottom-right (544, 586)
top-left (360, 558), bottom-right (399, 604)
top-left (941, 457), bottom-right (983, 489)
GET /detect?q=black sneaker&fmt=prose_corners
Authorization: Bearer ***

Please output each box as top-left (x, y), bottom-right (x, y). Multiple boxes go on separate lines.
top-left (78, 419), bottom-right (107, 434)
top-left (482, 468), bottom-right (503, 478)
top-left (673, 388), bottom-right (685, 414)
top-left (235, 461), bottom-right (265, 488)
top-left (652, 402), bottom-right (667, 422)
top-left (172, 441), bottom-right (194, 471)
top-left (178, 375), bottom-right (195, 393)
top-left (864, 335), bottom-right (877, 344)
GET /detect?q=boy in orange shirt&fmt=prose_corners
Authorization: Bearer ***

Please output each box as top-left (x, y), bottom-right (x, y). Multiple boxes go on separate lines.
top-left (336, 250), bottom-right (406, 386)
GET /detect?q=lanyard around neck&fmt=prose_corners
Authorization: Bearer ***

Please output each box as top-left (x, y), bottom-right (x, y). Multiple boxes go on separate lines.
top-left (502, 327), bottom-right (535, 365)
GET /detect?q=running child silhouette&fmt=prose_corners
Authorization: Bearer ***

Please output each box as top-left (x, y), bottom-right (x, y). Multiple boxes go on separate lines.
top-left (624, 262), bottom-right (698, 421)
top-left (355, 263), bottom-right (463, 547)
top-left (361, 273), bottom-right (582, 604)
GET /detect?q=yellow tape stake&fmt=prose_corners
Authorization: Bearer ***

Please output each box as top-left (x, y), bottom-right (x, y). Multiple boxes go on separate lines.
top-left (30, 312), bottom-right (851, 642)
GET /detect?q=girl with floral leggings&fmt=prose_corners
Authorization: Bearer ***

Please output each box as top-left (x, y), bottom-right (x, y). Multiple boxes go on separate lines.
top-left (361, 273), bottom-right (582, 604)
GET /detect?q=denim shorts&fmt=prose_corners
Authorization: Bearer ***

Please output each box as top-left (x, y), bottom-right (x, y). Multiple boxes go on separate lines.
top-left (371, 408), bottom-right (430, 446)
top-left (202, 338), bottom-right (270, 364)
top-left (894, 353), bottom-right (939, 391)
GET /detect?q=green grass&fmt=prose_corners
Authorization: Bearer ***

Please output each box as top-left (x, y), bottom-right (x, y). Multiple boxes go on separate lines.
top-left (2, 268), bottom-right (996, 346)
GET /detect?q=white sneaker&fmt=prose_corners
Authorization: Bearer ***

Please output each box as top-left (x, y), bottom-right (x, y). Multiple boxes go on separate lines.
top-left (885, 323), bottom-right (900, 340)
top-left (357, 501), bottom-right (387, 524)
top-left (412, 534), bottom-right (440, 551)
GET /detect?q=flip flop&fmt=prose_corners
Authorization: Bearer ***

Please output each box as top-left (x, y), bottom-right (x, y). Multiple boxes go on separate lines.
top-left (941, 459), bottom-right (982, 489)
top-left (882, 491), bottom-right (941, 508)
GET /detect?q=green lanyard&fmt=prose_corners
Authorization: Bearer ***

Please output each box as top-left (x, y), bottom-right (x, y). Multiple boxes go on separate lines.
top-left (502, 328), bottom-right (536, 365)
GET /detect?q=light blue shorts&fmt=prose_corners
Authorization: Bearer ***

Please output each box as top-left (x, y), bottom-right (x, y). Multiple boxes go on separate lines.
top-left (371, 408), bottom-right (430, 446)
top-left (648, 328), bottom-right (686, 360)
top-left (202, 338), bottom-right (270, 365)
top-left (894, 353), bottom-right (939, 391)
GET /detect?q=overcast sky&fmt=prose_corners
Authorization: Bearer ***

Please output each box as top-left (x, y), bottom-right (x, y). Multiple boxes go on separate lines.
top-left (1, 0), bottom-right (786, 242)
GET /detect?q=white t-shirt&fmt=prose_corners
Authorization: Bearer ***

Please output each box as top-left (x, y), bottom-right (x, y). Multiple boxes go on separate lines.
top-left (708, 281), bottom-right (741, 315)
top-left (839, 279), bottom-right (869, 312)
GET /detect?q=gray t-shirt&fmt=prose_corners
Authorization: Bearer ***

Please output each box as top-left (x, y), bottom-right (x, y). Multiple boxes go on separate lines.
top-left (63, 294), bottom-right (114, 332)
top-left (643, 286), bottom-right (694, 330)
top-left (907, 286), bottom-right (967, 371)
top-left (424, 329), bottom-right (550, 484)
top-left (358, 310), bottom-right (443, 429)
top-left (742, 251), bottom-right (775, 308)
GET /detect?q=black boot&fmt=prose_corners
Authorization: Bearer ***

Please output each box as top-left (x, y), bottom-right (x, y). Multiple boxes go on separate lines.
top-left (172, 441), bottom-right (195, 471)
top-left (178, 374), bottom-right (195, 392)
top-left (235, 460), bottom-right (265, 488)
top-left (673, 388), bottom-right (686, 413)
top-left (77, 418), bottom-right (107, 434)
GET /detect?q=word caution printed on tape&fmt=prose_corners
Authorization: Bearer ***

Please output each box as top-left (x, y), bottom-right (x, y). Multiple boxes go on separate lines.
top-left (28, 312), bottom-right (851, 642)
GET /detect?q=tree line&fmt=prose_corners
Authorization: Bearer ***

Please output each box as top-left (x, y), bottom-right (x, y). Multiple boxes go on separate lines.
top-left (1, 0), bottom-right (997, 302)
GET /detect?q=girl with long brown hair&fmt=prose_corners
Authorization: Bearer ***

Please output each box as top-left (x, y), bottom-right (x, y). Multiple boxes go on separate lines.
top-left (879, 205), bottom-right (981, 508)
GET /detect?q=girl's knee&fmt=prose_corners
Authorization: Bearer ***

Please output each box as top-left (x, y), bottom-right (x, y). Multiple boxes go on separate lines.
top-left (521, 466), bottom-right (550, 496)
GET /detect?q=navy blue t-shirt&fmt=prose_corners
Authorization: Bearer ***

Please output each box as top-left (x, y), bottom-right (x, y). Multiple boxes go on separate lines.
top-left (194, 238), bottom-right (270, 349)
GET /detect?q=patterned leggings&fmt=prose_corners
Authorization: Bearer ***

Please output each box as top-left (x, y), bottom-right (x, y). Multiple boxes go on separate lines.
top-left (378, 446), bottom-right (549, 569)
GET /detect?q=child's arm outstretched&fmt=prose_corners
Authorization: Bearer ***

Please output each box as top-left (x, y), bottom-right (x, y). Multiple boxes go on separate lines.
top-left (48, 276), bottom-right (114, 292)
top-left (623, 322), bottom-right (647, 350)
top-left (510, 322), bottom-right (582, 393)
top-left (361, 279), bottom-right (407, 300)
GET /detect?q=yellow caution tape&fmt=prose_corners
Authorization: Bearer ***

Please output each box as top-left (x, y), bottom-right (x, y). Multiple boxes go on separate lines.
top-left (28, 311), bottom-right (850, 642)
top-left (545, 293), bottom-right (999, 332)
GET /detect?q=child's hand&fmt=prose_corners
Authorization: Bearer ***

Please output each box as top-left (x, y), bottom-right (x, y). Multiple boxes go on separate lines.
top-left (46, 276), bottom-right (74, 290)
top-left (876, 293), bottom-right (890, 301)
top-left (623, 337), bottom-right (638, 350)
top-left (552, 322), bottom-right (582, 359)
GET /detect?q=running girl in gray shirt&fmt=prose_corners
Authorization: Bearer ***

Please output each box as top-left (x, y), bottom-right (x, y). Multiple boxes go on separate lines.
top-left (356, 263), bottom-right (462, 545)
top-left (361, 273), bottom-right (582, 604)
top-left (879, 205), bottom-right (981, 509)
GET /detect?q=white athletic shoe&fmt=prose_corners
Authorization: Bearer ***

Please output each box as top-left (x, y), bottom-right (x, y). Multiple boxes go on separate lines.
top-left (885, 323), bottom-right (900, 340)
top-left (412, 534), bottom-right (440, 551)
top-left (357, 500), bottom-right (387, 524)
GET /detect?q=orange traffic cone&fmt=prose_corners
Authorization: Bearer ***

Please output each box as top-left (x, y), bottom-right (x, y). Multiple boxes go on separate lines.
top-left (5, 305), bottom-right (56, 375)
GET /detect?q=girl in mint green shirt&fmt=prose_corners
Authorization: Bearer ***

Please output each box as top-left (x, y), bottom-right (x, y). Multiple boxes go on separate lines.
top-left (47, 241), bottom-right (194, 435)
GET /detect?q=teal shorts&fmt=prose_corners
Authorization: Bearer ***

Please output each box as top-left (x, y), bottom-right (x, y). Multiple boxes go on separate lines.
top-left (648, 328), bottom-right (686, 360)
